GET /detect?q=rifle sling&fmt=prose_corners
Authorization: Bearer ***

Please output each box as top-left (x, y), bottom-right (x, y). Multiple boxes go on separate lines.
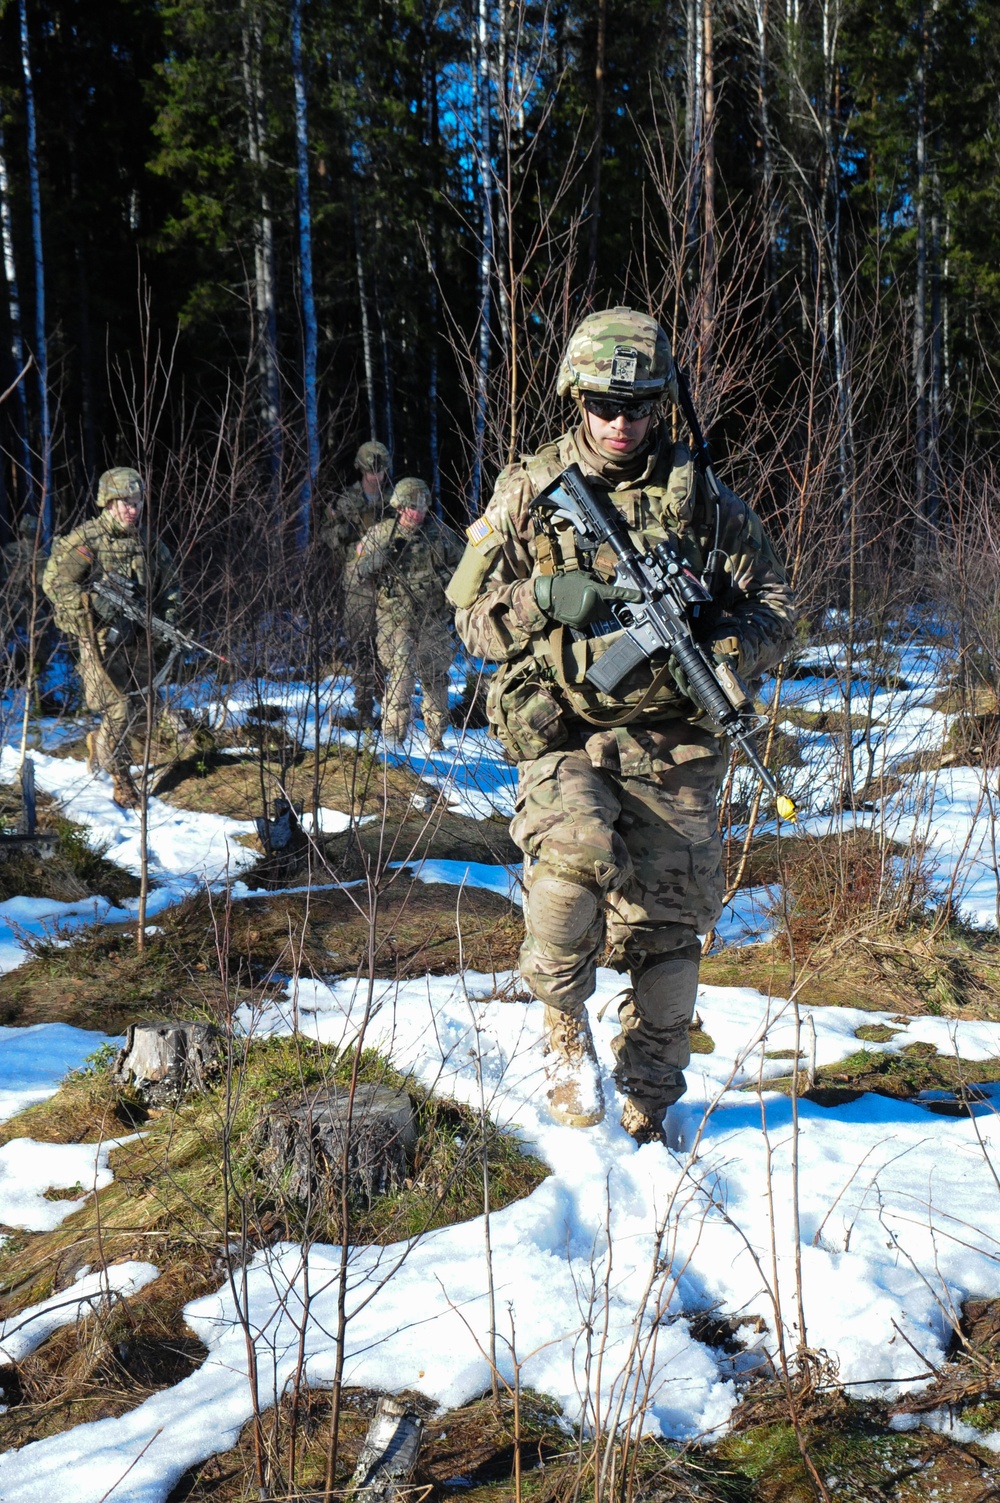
top-left (546, 625), bottom-right (676, 729)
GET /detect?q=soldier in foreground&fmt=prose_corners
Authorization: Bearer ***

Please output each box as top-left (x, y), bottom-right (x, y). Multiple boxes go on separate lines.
top-left (42, 468), bottom-right (179, 809)
top-left (321, 440), bottom-right (392, 727)
top-left (448, 307), bottom-right (796, 1143)
top-left (354, 477), bottom-right (463, 750)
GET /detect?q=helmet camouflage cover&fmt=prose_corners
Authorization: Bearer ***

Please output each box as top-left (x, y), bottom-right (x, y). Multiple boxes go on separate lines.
top-left (557, 306), bottom-right (677, 403)
top-left (96, 467), bottom-right (144, 509)
top-left (355, 440), bottom-right (391, 475)
top-left (390, 476), bottom-right (431, 511)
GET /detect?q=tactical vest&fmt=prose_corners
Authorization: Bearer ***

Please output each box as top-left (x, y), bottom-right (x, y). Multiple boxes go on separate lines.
top-left (486, 438), bottom-right (734, 761)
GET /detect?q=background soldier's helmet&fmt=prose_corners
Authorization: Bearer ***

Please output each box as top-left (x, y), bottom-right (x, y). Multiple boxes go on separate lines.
top-left (557, 306), bottom-right (677, 404)
top-left (96, 467), bottom-right (144, 509)
top-left (389, 477), bottom-right (431, 511)
top-left (355, 440), bottom-right (391, 475)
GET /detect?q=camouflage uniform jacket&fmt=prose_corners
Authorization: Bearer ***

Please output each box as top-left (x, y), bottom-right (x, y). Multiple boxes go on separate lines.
top-left (355, 515), bottom-right (464, 629)
top-left (321, 481), bottom-right (390, 578)
top-left (42, 512), bottom-right (179, 642)
top-left (452, 422), bottom-right (796, 765)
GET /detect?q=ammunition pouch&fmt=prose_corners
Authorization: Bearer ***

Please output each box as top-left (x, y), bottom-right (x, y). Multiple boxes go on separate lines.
top-left (487, 657), bottom-right (568, 762)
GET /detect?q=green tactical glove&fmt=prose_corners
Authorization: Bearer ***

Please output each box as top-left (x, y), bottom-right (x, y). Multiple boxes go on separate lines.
top-left (534, 571), bottom-right (641, 630)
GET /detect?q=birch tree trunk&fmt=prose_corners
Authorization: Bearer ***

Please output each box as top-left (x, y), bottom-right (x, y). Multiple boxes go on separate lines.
top-left (353, 187), bottom-right (378, 441)
top-left (913, 0), bottom-right (929, 542)
top-left (701, 0), bottom-right (717, 368)
top-left (291, 0), bottom-right (319, 549)
top-left (685, 0), bottom-right (704, 261)
top-left (471, 0), bottom-right (492, 516)
top-left (18, 0), bottom-right (50, 542)
top-left (751, 0), bottom-right (782, 329)
top-left (242, 0), bottom-right (281, 476)
top-left (0, 115), bottom-right (34, 519)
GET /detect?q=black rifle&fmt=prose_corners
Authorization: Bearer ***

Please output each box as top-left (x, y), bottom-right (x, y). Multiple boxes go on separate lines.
top-left (91, 570), bottom-right (229, 667)
top-left (530, 465), bottom-right (796, 820)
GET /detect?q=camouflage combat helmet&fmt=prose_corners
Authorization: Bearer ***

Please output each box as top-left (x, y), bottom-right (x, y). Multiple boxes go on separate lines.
top-left (355, 440), bottom-right (391, 475)
top-left (557, 306), bottom-right (677, 403)
top-left (389, 476), bottom-right (431, 511)
top-left (96, 467), bottom-right (144, 509)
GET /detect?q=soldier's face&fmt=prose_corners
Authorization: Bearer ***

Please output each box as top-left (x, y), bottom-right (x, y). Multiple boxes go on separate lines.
top-left (361, 468), bottom-right (387, 499)
top-left (108, 494), bottom-right (143, 529)
top-left (583, 403), bottom-right (653, 459)
top-left (398, 506), bottom-right (427, 532)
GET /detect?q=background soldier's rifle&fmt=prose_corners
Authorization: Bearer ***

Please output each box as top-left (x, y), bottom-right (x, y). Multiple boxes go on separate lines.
top-left (530, 465), bottom-right (797, 821)
top-left (92, 570), bottom-right (229, 667)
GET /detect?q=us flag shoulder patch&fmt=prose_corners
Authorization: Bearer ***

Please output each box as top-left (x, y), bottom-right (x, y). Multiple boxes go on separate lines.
top-left (467, 516), bottom-right (494, 547)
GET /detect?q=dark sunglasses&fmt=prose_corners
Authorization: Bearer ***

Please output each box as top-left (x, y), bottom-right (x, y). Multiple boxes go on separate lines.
top-left (582, 395), bottom-right (658, 421)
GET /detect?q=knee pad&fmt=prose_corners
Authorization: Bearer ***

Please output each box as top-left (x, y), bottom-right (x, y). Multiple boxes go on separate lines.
top-left (527, 873), bottom-right (600, 948)
top-left (633, 952), bottom-right (701, 1030)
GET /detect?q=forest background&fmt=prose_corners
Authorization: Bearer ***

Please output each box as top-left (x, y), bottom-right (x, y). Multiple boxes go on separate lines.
top-left (0, 0), bottom-right (999, 614)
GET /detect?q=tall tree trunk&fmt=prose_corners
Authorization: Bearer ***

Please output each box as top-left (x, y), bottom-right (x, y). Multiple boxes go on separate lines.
top-left (378, 291), bottom-right (395, 461)
top-left (425, 21), bottom-right (441, 507)
top-left (701, 0), bottom-right (716, 368)
top-left (494, 3), bottom-right (511, 355)
top-left (0, 114), bottom-right (34, 522)
top-left (291, 0), bottom-right (319, 549)
top-left (352, 187), bottom-right (378, 440)
top-left (930, 171), bottom-right (943, 530)
top-left (471, 0), bottom-right (492, 516)
top-left (913, 0), bottom-right (928, 540)
top-left (587, 0), bottom-right (606, 285)
top-left (19, 0), bottom-right (50, 542)
top-left (685, 0), bottom-right (704, 262)
top-left (242, 0), bottom-right (280, 476)
top-left (752, 0), bottom-right (782, 330)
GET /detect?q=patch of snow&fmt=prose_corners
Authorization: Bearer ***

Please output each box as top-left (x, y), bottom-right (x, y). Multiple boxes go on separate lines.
top-left (0, 1022), bottom-right (119, 1121)
top-left (0, 1134), bottom-right (133, 1232)
top-left (0, 1262), bottom-right (160, 1362)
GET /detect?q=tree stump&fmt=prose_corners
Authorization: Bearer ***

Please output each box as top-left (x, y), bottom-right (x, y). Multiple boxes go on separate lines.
top-left (350, 1395), bottom-right (424, 1501)
top-left (115, 1022), bottom-right (224, 1106)
top-left (261, 1083), bottom-right (417, 1210)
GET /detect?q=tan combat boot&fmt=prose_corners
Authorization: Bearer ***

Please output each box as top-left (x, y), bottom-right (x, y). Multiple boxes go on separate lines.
top-left (620, 1099), bottom-right (667, 1146)
top-left (112, 770), bottom-right (140, 810)
top-left (542, 1006), bottom-right (605, 1128)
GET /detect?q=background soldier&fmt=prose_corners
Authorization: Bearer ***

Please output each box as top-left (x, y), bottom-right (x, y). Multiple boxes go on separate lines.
top-left (354, 476), bottom-right (463, 750)
top-left (448, 307), bottom-right (796, 1142)
top-left (321, 439), bottom-right (391, 727)
top-left (42, 467), bottom-right (179, 809)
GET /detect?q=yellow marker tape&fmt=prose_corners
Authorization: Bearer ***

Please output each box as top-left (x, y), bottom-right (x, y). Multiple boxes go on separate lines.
top-left (776, 794), bottom-right (797, 823)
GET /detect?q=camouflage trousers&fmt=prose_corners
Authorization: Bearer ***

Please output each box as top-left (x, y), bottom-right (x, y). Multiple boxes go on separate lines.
top-left (78, 637), bottom-right (151, 775)
top-left (510, 726), bottom-right (726, 1115)
top-left (376, 615), bottom-right (454, 744)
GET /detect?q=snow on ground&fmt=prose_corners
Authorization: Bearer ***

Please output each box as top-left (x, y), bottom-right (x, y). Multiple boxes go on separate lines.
top-left (0, 746), bottom-right (258, 891)
top-left (0, 1263), bottom-right (160, 1364)
top-left (3, 969), bottom-right (1000, 1502)
top-left (0, 1022), bottom-right (118, 1121)
top-left (2, 647), bottom-right (1000, 1497)
top-left (0, 1134), bottom-right (133, 1233)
